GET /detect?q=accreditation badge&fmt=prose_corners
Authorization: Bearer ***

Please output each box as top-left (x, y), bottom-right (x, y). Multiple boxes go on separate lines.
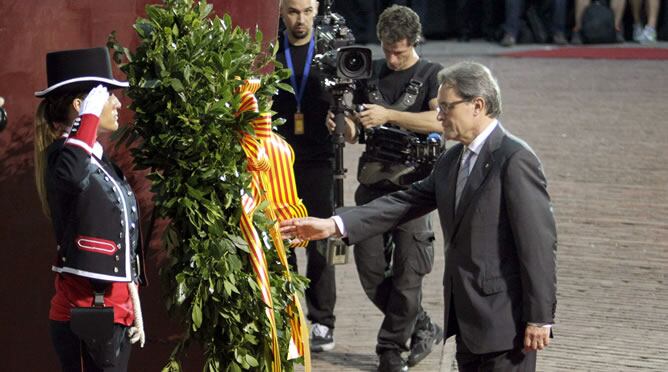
top-left (294, 112), bottom-right (304, 135)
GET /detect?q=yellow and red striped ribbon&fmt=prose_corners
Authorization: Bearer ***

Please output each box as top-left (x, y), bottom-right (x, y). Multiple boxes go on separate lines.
top-left (236, 79), bottom-right (310, 371)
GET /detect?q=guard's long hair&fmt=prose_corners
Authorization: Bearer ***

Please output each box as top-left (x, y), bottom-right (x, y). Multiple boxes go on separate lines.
top-left (33, 91), bottom-right (86, 218)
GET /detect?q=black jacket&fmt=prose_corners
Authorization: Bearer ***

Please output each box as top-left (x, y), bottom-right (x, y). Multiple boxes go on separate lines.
top-left (46, 138), bottom-right (145, 283)
top-left (340, 125), bottom-right (557, 353)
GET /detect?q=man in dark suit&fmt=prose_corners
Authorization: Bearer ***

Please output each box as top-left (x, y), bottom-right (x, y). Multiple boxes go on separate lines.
top-left (280, 61), bottom-right (557, 371)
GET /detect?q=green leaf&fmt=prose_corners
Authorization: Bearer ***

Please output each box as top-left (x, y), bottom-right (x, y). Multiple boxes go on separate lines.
top-left (223, 280), bottom-right (239, 296)
top-left (183, 64), bottom-right (191, 83)
top-left (205, 359), bottom-right (220, 372)
top-left (227, 362), bottom-right (241, 372)
top-left (245, 354), bottom-right (259, 367)
top-left (161, 359), bottom-right (182, 372)
top-left (276, 82), bottom-right (294, 94)
top-left (192, 299), bottom-right (202, 329)
top-left (199, 3), bottom-right (214, 19)
top-left (170, 78), bottom-right (184, 92)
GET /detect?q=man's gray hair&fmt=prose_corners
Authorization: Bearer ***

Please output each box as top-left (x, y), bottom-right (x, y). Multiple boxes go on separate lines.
top-left (437, 61), bottom-right (502, 118)
top-left (377, 5), bottom-right (422, 45)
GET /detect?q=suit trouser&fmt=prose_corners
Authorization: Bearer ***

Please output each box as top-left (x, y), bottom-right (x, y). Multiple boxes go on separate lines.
top-left (353, 184), bottom-right (435, 353)
top-left (455, 336), bottom-right (537, 372)
top-left (50, 320), bottom-right (132, 372)
top-left (447, 300), bottom-right (537, 372)
top-left (289, 163), bottom-right (336, 329)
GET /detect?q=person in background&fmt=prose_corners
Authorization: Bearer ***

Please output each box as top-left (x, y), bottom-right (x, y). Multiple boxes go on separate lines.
top-left (500, 0), bottom-right (570, 46)
top-left (34, 47), bottom-right (146, 371)
top-left (551, 0), bottom-right (570, 44)
top-left (571, 0), bottom-right (628, 44)
top-left (630, 0), bottom-right (661, 42)
top-left (273, 0), bottom-right (338, 353)
top-left (455, 0), bottom-right (499, 42)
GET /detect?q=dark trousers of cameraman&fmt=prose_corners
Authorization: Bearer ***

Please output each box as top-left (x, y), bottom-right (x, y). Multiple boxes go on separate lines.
top-left (353, 184), bottom-right (435, 354)
top-left (288, 163), bottom-right (337, 329)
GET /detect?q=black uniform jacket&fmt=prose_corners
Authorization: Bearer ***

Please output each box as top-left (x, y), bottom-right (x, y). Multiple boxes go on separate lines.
top-left (46, 137), bottom-right (146, 283)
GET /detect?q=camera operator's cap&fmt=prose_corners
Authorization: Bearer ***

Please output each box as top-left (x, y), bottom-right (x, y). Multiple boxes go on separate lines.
top-left (35, 47), bottom-right (128, 97)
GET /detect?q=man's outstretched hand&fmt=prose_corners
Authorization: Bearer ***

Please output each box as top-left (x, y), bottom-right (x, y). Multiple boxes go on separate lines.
top-left (279, 217), bottom-right (339, 243)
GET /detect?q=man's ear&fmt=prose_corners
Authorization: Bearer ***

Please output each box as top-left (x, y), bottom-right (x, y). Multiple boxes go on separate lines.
top-left (473, 97), bottom-right (485, 116)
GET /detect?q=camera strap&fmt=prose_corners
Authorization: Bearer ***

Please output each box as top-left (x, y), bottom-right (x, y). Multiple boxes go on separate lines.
top-left (367, 59), bottom-right (439, 112)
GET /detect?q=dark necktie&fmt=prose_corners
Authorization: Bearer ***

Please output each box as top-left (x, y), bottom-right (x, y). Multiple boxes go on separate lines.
top-left (455, 147), bottom-right (472, 211)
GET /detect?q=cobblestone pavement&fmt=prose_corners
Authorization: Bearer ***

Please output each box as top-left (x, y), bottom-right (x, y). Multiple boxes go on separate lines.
top-left (295, 41), bottom-right (668, 371)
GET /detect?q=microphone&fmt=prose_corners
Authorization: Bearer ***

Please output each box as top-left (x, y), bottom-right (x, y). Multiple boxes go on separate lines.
top-left (426, 132), bottom-right (441, 143)
top-left (426, 132), bottom-right (442, 159)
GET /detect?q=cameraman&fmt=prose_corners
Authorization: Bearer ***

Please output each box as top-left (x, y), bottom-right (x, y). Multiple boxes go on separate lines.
top-left (272, 0), bottom-right (337, 353)
top-left (329, 5), bottom-right (443, 371)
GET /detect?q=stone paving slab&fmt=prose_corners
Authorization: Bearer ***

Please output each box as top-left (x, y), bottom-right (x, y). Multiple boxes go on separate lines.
top-left (295, 42), bottom-right (668, 371)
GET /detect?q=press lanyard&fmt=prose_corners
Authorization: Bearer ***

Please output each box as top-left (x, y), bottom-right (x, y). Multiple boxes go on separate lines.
top-left (284, 31), bottom-right (315, 113)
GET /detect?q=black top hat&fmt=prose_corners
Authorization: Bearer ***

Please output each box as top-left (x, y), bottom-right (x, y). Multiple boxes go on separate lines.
top-left (35, 47), bottom-right (129, 98)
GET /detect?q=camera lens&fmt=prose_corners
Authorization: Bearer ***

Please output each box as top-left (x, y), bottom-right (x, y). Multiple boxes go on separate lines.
top-left (336, 46), bottom-right (372, 80)
top-left (343, 51), bottom-right (364, 73)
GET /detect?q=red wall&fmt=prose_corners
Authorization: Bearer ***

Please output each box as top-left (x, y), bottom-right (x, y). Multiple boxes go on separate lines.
top-left (0, 1), bottom-right (279, 370)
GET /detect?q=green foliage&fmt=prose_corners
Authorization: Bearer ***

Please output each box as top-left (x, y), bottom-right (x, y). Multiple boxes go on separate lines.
top-left (108, 0), bottom-right (305, 370)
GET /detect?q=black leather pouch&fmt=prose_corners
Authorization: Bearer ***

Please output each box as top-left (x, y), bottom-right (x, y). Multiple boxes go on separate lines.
top-left (70, 292), bottom-right (123, 367)
top-left (70, 307), bottom-right (114, 341)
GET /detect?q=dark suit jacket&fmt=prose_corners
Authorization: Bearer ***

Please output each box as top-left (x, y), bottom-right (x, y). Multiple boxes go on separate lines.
top-left (340, 124), bottom-right (557, 354)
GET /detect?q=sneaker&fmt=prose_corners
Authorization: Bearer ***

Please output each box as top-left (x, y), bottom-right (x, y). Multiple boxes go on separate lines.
top-left (633, 23), bottom-right (644, 42)
top-left (310, 323), bottom-right (335, 352)
top-left (407, 314), bottom-right (444, 367)
top-left (378, 350), bottom-right (408, 372)
top-left (641, 25), bottom-right (657, 43)
top-left (571, 31), bottom-right (583, 45)
top-left (552, 32), bottom-right (568, 45)
top-left (615, 29), bottom-right (625, 43)
top-left (500, 33), bottom-right (516, 47)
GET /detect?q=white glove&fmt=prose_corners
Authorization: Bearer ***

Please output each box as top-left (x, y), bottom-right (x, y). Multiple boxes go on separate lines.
top-left (127, 325), bottom-right (145, 346)
top-left (127, 282), bottom-right (145, 347)
top-left (79, 85), bottom-right (109, 117)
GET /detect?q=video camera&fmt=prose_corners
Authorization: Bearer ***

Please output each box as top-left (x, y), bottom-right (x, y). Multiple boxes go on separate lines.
top-left (312, 0), bottom-right (373, 265)
top-left (313, 0), bottom-right (372, 91)
top-left (357, 126), bottom-right (443, 189)
top-left (364, 126), bottom-right (443, 167)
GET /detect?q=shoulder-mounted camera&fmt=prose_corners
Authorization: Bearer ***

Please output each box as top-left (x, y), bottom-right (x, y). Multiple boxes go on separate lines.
top-left (314, 0), bottom-right (372, 82)
top-left (358, 126), bottom-right (444, 190)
